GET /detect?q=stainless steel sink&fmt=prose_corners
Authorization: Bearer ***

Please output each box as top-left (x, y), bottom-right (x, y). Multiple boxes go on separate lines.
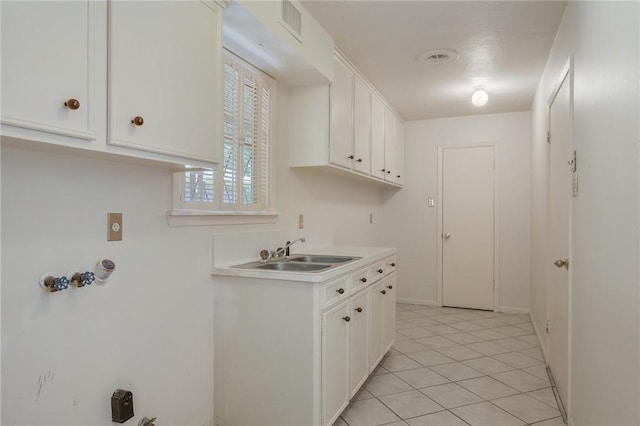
top-left (289, 255), bottom-right (360, 264)
top-left (255, 262), bottom-right (331, 272)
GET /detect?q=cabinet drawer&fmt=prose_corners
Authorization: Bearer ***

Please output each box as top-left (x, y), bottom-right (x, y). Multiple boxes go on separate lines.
top-left (324, 276), bottom-right (349, 309)
top-left (385, 256), bottom-right (397, 275)
top-left (370, 262), bottom-right (386, 282)
top-left (351, 267), bottom-right (370, 294)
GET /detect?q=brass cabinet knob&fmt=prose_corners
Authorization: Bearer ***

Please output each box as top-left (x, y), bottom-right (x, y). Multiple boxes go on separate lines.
top-left (131, 116), bottom-right (144, 126)
top-left (64, 98), bottom-right (80, 110)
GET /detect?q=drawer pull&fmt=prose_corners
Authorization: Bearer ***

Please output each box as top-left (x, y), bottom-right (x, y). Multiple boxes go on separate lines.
top-left (390, 262), bottom-right (396, 267)
top-left (336, 288), bottom-right (345, 294)
top-left (64, 98), bottom-right (80, 110)
top-left (131, 116), bottom-right (145, 126)
top-left (387, 285), bottom-right (393, 289)
top-left (343, 316), bottom-right (351, 322)
top-left (347, 155), bottom-right (354, 160)
top-left (381, 290), bottom-right (387, 295)
top-left (360, 277), bottom-right (367, 283)
top-left (377, 269), bottom-right (384, 274)
top-left (355, 307), bottom-right (363, 313)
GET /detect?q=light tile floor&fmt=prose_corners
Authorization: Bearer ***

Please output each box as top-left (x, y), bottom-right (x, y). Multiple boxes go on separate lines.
top-left (334, 303), bottom-right (565, 426)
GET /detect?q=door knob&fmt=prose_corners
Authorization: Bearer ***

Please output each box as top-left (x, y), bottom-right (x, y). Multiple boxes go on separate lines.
top-left (444, 233), bottom-right (451, 240)
top-left (554, 259), bottom-right (569, 269)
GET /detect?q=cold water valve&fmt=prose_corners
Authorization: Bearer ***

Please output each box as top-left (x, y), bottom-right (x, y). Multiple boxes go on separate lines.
top-left (70, 271), bottom-right (95, 287)
top-left (39, 274), bottom-right (70, 292)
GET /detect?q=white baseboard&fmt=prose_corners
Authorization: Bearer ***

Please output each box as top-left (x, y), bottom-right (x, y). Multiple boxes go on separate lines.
top-left (497, 306), bottom-right (530, 314)
top-left (530, 313), bottom-right (548, 363)
top-left (396, 298), bottom-right (438, 306)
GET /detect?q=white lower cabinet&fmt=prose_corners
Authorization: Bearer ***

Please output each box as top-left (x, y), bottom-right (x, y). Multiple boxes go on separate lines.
top-left (349, 289), bottom-right (370, 397)
top-left (214, 253), bottom-right (396, 426)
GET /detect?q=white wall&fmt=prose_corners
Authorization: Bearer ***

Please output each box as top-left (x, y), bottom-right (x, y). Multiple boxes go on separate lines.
top-left (529, 2), bottom-right (639, 424)
top-left (379, 111), bottom-right (531, 313)
top-left (0, 85), bottom-right (385, 425)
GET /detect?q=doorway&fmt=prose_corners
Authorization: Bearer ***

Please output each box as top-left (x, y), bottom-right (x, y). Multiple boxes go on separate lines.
top-left (439, 145), bottom-right (498, 310)
top-left (546, 58), bottom-right (573, 419)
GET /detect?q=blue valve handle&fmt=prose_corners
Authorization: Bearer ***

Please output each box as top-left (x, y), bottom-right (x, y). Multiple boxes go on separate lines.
top-left (53, 276), bottom-right (70, 291)
top-left (81, 271), bottom-right (95, 286)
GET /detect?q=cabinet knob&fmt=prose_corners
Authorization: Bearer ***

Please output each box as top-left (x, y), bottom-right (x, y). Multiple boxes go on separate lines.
top-left (386, 170), bottom-right (391, 174)
top-left (336, 288), bottom-right (345, 294)
top-left (347, 155), bottom-right (354, 160)
top-left (131, 116), bottom-right (145, 126)
top-left (356, 158), bottom-right (363, 163)
top-left (381, 169), bottom-right (386, 172)
top-left (390, 263), bottom-right (396, 267)
top-left (355, 307), bottom-right (363, 313)
top-left (381, 290), bottom-right (387, 295)
top-left (377, 269), bottom-right (384, 274)
top-left (397, 175), bottom-right (401, 178)
top-left (64, 98), bottom-right (80, 110)
top-left (387, 285), bottom-right (393, 289)
top-left (343, 316), bottom-right (351, 322)
top-left (360, 277), bottom-right (367, 283)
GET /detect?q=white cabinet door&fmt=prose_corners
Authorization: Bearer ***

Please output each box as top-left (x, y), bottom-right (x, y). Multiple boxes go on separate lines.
top-left (383, 107), bottom-right (396, 183)
top-left (329, 57), bottom-right (354, 169)
top-left (382, 275), bottom-right (396, 353)
top-left (109, 1), bottom-right (222, 163)
top-left (353, 76), bottom-right (371, 175)
top-left (371, 94), bottom-right (386, 180)
top-left (395, 121), bottom-right (405, 186)
top-left (322, 300), bottom-right (350, 426)
top-left (369, 280), bottom-right (384, 371)
top-left (350, 290), bottom-right (369, 397)
top-left (1, 1), bottom-right (96, 140)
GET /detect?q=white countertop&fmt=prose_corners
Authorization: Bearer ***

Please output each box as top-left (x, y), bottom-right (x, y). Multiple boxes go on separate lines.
top-left (211, 245), bottom-right (396, 283)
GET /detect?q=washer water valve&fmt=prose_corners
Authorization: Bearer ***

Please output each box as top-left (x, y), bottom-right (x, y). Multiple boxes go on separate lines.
top-left (70, 271), bottom-right (95, 287)
top-left (39, 274), bottom-right (70, 292)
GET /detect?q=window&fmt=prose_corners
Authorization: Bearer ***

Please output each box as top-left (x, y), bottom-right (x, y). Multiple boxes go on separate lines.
top-left (172, 50), bottom-right (274, 219)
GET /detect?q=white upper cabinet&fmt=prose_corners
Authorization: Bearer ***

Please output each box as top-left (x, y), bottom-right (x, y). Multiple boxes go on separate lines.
top-left (1, 1), bottom-right (96, 140)
top-left (395, 120), bottom-right (405, 185)
top-left (108, 1), bottom-right (222, 163)
top-left (329, 57), bottom-right (354, 169)
top-left (370, 94), bottom-right (386, 180)
top-left (289, 52), bottom-right (404, 188)
top-left (353, 76), bottom-right (372, 175)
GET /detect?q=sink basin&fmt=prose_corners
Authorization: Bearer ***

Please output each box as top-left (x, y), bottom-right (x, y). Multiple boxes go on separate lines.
top-left (255, 262), bottom-right (331, 272)
top-left (289, 255), bottom-right (360, 264)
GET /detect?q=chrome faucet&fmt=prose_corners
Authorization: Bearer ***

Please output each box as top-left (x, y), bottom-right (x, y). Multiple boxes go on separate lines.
top-left (284, 237), bottom-right (306, 258)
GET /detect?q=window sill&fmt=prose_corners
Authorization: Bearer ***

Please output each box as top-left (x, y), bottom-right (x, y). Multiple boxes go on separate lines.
top-left (166, 210), bottom-right (279, 227)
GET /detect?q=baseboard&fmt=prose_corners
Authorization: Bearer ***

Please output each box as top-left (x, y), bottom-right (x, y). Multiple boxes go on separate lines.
top-left (396, 298), bottom-right (438, 306)
top-left (530, 313), bottom-right (548, 362)
top-left (497, 306), bottom-right (529, 314)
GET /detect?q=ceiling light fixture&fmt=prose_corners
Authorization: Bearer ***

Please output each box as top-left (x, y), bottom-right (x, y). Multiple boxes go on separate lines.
top-left (417, 49), bottom-right (460, 64)
top-left (471, 89), bottom-right (489, 107)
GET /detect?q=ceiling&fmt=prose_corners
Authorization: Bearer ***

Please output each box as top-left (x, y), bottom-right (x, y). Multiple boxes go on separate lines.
top-left (301, 0), bottom-right (567, 120)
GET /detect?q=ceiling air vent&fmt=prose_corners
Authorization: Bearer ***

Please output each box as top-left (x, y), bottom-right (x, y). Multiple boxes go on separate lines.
top-left (281, 0), bottom-right (303, 42)
top-left (417, 49), bottom-right (460, 64)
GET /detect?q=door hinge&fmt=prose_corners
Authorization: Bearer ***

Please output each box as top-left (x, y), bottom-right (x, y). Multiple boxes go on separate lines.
top-left (547, 131), bottom-right (551, 143)
top-left (545, 320), bottom-right (551, 334)
top-left (568, 150), bottom-right (577, 173)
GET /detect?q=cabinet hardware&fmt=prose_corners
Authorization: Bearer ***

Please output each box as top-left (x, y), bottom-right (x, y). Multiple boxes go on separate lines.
top-left (381, 290), bottom-right (386, 295)
top-left (381, 169), bottom-right (386, 172)
top-left (386, 170), bottom-right (391, 174)
top-left (360, 277), bottom-right (367, 283)
top-left (355, 307), bottom-right (363, 313)
top-left (131, 116), bottom-right (144, 126)
top-left (387, 285), bottom-right (393, 289)
top-left (347, 155), bottom-right (354, 160)
top-left (377, 269), bottom-right (383, 274)
top-left (336, 288), bottom-right (345, 294)
top-left (64, 98), bottom-right (80, 110)
top-left (390, 263), bottom-right (396, 267)
top-left (397, 175), bottom-right (401, 178)
top-left (342, 316), bottom-right (351, 322)
top-left (356, 158), bottom-right (362, 163)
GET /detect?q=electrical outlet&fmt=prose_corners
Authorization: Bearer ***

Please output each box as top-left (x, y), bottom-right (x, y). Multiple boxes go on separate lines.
top-left (108, 213), bottom-right (123, 241)
top-left (298, 214), bottom-right (304, 229)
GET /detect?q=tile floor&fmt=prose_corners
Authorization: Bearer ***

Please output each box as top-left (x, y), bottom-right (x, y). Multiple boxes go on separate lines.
top-left (334, 303), bottom-right (565, 426)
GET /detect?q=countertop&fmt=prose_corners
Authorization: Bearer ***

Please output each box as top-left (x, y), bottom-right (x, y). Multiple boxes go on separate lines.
top-left (211, 245), bottom-right (396, 283)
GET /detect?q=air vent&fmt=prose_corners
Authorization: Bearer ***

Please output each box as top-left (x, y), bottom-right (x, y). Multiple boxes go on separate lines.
top-left (281, 0), bottom-right (303, 42)
top-left (417, 49), bottom-right (460, 64)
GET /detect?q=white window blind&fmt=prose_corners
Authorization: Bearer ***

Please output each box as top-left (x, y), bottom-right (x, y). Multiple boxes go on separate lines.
top-left (175, 50), bottom-right (273, 213)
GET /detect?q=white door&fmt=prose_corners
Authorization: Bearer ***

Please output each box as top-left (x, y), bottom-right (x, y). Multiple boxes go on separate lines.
top-left (329, 57), bottom-right (354, 169)
top-left (349, 290), bottom-right (369, 397)
top-left (369, 280), bottom-right (384, 371)
top-left (370, 95), bottom-right (386, 179)
top-left (381, 276), bottom-right (396, 352)
top-left (442, 146), bottom-right (495, 310)
top-left (353, 76), bottom-right (371, 175)
top-left (547, 65), bottom-right (572, 412)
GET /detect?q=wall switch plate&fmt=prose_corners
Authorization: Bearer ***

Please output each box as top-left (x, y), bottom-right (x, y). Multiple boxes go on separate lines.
top-left (428, 197), bottom-right (435, 207)
top-left (298, 214), bottom-right (304, 229)
top-left (108, 213), bottom-right (123, 241)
